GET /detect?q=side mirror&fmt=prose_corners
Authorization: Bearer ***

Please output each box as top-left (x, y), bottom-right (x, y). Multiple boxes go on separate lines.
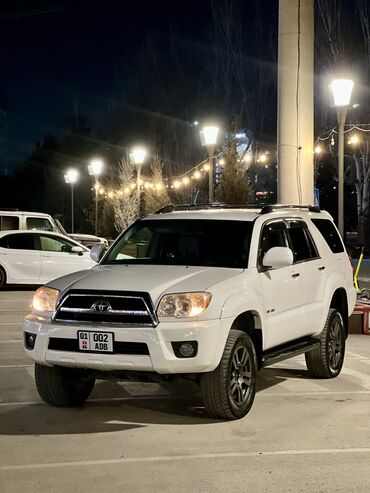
top-left (90, 244), bottom-right (107, 263)
top-left (262, 246), bottom-right (294, 269)
top-left (71, 246), bottom-right (84, 256)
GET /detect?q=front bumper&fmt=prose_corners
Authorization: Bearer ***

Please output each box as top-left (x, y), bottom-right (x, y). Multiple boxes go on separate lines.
top-left (23, 314), bottom-right (231, 374)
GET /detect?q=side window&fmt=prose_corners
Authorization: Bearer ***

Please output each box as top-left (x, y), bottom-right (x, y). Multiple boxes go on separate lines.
top-left (0, 216), bottom-right (19, 231)
top-left (287, 221), bottom-right (318, 262)
top-left (26, 217), bottom-right (54, 232)
top-left (311, 219), bottom-right (344, 253)
top-left (7, 234), bottom-right (35, 250)
top-left (259, 221), bottom-right (287, 264)
top-left (39, 235), bottom-right (76, 252)
top-left (0, 236), bottom-right (9, 248)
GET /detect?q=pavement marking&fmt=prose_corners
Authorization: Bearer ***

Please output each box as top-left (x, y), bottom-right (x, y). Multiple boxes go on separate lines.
top-left (0, 309), bottom-right (29, 312)
top-left (0, 322), bottom-right (23, 325)
top-left (0, 364), bottom-right (33, 369)
top-left (0, 339), bottom-right (22, 343)
top-left (346, 351), bottom-right (369, 360)
top-left (1, 448), bottom-right (370, 471)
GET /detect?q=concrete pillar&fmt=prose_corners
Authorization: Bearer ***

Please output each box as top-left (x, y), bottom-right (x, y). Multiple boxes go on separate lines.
top-left (277, 0), bottom-right (314, 205)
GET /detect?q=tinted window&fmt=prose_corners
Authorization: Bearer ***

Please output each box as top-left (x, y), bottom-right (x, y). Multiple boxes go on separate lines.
top-left (39, 235), bottom-right (76, 252)
top-left (0, 216), bottom-right (19, 231)
top-left (311, 219), bottom-right (344, 253)
top-left (26, 217), bottom-right (54, 231)
top-left (104, 220), bottom-right (253, 268)
top-left (7, 234), bottom-right (35, 250)
top-left (287, 221), bottom-right (318, 262)
top-left (259, 221), bottom-right (287, 263)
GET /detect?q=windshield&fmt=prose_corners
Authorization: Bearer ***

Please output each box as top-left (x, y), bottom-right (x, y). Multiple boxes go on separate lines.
top-left (103, 219), bottom-right (253, 268)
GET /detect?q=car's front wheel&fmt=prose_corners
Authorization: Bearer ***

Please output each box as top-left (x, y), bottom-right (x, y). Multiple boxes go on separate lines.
top-left (35, 364), bottom-right (95, 406)
top-left (305, 308), bottom-right (346, 378)
top-left (200, 330), bottom-right (257, 420)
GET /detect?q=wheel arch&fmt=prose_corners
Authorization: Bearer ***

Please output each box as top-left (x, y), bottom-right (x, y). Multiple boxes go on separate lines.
top-left (330, 288), bottom-right (348, 337)
top-left (230, 310), bottom-right (263, 369)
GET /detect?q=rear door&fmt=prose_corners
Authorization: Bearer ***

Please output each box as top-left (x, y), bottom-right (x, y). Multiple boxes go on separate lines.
top-left (258, 220), bottom-right (304, 349)
top-left (0, 233), bottom-right (41, 283)
top-left (38, 234), bottom-right (92, 283)
top-left (285, 220), bottom-right (324, 334)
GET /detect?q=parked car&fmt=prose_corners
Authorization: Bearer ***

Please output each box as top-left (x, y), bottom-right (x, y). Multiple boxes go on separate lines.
top-left (69, 233), bottom-right (109, 249)
top-left (0, 230), bottom-right (96, 288)
top-left (23, 204), bottom-right (356, 420)
top-left (0, 210), bottom-right (108, 248)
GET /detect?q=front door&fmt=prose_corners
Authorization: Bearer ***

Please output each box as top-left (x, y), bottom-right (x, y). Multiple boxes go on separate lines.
top-left (257, 220), bottom-right (304, 349)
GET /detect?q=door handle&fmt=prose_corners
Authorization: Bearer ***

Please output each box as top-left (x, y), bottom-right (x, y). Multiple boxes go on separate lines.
top-left (318, 266), bottom-right (326, 271)
top-left (291, 273), bottom-right (300, 278)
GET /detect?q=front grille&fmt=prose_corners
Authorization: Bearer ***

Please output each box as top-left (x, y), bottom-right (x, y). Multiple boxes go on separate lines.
top-left (54, 290), bottom-right (157, 327)
top-left (48, 337), bottom-right (150, 355)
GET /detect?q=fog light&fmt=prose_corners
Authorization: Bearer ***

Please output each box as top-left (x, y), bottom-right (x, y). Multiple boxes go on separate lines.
top-left (24, 332), bottom-right (37, 350)
top-left (171, 341), bottom-right (198, 358)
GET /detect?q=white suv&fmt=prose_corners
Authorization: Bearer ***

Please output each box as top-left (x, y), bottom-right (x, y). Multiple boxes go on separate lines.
top-left (23, 204), bottom-right (356, 420)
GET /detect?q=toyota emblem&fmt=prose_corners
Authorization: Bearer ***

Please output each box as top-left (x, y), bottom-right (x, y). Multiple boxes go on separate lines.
top-left (91, 300), bottom-right (112, 312)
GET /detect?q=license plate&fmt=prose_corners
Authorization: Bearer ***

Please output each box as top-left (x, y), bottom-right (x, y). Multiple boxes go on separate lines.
top-left (78, 331), bottom-right (114, 353)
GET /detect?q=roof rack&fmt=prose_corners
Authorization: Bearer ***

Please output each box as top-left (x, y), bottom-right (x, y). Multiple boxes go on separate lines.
top-left (155, 203), bottom-right (265, 214)
top-left (260, 204), bottom-right (320, 214)
top-left (154, 203), bottom-right (321, 215)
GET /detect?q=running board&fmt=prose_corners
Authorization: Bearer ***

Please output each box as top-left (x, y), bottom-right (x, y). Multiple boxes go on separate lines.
top-left (262, 337), bottom-right (320, 368)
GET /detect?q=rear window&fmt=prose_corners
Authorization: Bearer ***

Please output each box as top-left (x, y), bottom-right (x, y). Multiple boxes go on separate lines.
top-left (26, 217), bottom-right (54, 231)
top-left (3, 234), bottom-right (35, 250)
top-left (311, 219), bottom-right (344, 254)
top-left (0, 216), bottom-right (19, 231)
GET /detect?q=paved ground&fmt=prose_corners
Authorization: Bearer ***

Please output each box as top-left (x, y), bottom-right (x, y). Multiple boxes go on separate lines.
top-left (1, 290), bottom-right (370, 493)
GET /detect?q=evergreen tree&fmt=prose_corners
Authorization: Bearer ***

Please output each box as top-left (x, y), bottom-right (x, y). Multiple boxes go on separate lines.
top-left (216, 141), bottom-right (253, 204)
top-left (143, 158), bottom-right (170, 214)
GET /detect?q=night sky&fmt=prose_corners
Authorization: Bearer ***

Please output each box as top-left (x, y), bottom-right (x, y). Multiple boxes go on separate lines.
top-left (0, 0), bottom-right (216, 171)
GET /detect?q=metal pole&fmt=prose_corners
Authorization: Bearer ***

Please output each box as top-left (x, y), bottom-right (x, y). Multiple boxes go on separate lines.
top-left (208, 145), bottom-right (214, 203)
top-left (71, 183), bottom-right (74, 234)
top-left (137, 164), bottom-right (142, 216)
top-left (337, 107), bottom-right (347, 237)
top-left (95, 178), bottom-right (98, 236)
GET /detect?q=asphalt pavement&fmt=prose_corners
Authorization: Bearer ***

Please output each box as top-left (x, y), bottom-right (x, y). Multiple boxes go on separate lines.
top-left (1, 290), bottom-right (370, 492)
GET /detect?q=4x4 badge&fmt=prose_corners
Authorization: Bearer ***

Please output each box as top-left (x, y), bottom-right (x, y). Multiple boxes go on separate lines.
top-left (91, 300), bottom-right (112, 312)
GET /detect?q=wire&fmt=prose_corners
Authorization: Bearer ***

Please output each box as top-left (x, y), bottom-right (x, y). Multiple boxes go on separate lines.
top-left (296, 0), bottom-right (303, 205)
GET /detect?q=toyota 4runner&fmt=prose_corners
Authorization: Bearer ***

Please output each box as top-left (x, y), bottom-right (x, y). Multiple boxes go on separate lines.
top-left (23, 204), bottom-right (356, 420)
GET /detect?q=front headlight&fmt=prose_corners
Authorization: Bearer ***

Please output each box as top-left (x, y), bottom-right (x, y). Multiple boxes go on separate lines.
top-left (32, 287), bottom-right (60, 313)
top-left (157, 292), bottom-right (212, 318)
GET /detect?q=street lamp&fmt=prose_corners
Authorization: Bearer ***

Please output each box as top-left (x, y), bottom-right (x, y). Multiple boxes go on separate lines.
top-left (88, 158), bottom-right (104, 236)
top-left (64, 168), bottom-right (79, 234)
top-left (130, 147), bottom-right (147, 216)
top-left (200, 125), bottom-right (219, 203)
top-left (329, 78), bottom-right (354, 237)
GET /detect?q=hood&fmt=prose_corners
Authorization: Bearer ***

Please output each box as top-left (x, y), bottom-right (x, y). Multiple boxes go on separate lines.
top-left (48, 264), bottom-right (243, 306)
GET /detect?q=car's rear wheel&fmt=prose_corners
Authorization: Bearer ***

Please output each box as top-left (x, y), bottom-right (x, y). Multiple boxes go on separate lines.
top-left (0, 267), bottom-right (6, 289)
top-left (35, 363), bottom-right (95, 406)
top-left (200, 330), bottom-right (257, 420)
top-left (305, 308), bottom-right (345, 378)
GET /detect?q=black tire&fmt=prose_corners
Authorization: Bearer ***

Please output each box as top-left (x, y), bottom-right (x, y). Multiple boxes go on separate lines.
top-left (35, 363), bottom-right (95, 407)
top-left (305, 308), bottom-right (345, 378)
top-left (200, 330), bottom-right (257, 420)
top-left (0, 267), bottom-right (6, 289)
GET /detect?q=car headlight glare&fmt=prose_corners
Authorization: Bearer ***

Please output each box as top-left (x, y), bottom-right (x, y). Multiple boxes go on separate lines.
top-left (32, 287), bottom-right (60, 313)
top-left (157, 292), bottom-right (212, 318)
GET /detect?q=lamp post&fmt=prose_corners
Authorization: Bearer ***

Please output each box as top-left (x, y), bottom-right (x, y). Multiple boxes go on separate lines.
top-left (200, 126), bottom-right (219, 203)
top-left (64, 169), bottom-right (79, 233)
top-left (130, 147), bottom-right (147, 216)
top-left (88, 159), bottom-right (104, 236)
top-left (329, 78), bottom-right (354, 237)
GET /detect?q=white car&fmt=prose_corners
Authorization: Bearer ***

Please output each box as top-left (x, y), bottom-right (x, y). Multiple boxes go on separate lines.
top-left (23, 204), bottom-right (356, 420)
top-left (0, 230), bottom-right (96, 288)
